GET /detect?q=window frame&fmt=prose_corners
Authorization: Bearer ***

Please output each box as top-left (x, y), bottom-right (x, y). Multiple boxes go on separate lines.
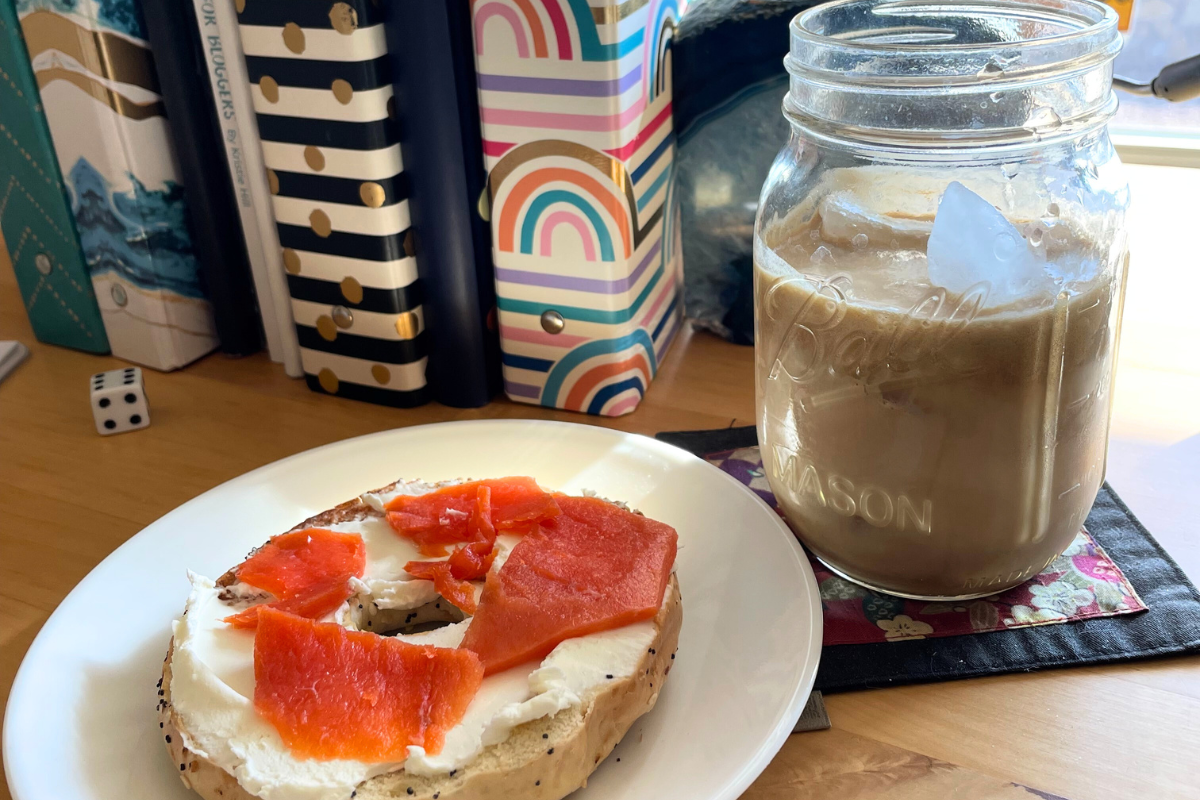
top-left (1113, 131), bottom-right (1200, 168)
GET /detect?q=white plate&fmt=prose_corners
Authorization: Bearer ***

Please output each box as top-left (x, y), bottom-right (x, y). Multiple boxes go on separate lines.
top-left (4, 420), bottom-right (821, 800)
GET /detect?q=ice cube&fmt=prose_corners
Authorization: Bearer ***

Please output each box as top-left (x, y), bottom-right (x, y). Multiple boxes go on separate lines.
top-left (926, 181), bottom-right (1050, 305)
top-left (819, 190), bottom-right (932, 247)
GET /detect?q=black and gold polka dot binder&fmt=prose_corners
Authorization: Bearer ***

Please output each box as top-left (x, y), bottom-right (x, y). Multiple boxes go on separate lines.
top-left (238, 0), bottom-right (430, 407)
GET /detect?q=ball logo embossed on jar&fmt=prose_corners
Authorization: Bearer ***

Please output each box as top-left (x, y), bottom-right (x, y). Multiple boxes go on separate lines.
top-left (765, 274), bottom-right (990, 393)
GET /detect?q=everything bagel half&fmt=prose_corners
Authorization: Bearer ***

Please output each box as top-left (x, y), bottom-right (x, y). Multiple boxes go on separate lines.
top-left (160, 477), bottom-right (682, 800)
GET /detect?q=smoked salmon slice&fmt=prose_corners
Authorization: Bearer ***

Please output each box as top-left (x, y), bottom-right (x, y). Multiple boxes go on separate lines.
top-left (225, 580), bottom-right (356, 630)
top-left (460, 496), bottom-right (677, 675)
top-left (402, 485), bottom-right (498, 613)
top-left (445, 539), bottom-right (497, 582)
top-left (253, 608), bottom-right (483, 761)
top-left (234, 529), bottom-right (366, 596)
top-left (386, 478), bottom-right (558, 556)
top-left (402, 561), bottom-right (478, 615)
top-left (225, 529), bottom-right (366, 630)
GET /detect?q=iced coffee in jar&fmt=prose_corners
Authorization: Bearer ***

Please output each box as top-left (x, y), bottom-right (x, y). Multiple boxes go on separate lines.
top-left (755, 0), bottom-right (1130, 600)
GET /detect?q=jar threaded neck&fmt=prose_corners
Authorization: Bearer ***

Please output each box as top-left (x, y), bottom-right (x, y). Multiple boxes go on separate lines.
top-left (784, 0), bottom-right (1122, 150)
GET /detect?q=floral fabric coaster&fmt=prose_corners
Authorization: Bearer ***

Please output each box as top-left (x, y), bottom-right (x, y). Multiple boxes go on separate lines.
top-left (707, 446), bottom-right (1148, 646)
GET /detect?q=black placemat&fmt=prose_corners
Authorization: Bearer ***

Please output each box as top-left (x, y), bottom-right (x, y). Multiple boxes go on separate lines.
top-left (658, 426), bottom-right (1200, 692)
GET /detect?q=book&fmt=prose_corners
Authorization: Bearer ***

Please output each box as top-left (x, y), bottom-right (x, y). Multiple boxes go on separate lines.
top-left (236, 0), bottom-right (431, 406)
top-left (0, 0), bottom-right (108, 354)
top-left (190, 0), bottom-right (303, 376)
top-left (470, 0), bottom-right (685, 417)
top-left (384, 0), bottom-right (501, 408)
top-left (17, 0), bottom-right (219, 371)
top-left (140, 0), bottom-right (263, 357)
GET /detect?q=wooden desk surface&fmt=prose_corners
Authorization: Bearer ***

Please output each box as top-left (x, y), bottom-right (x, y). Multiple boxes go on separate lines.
top-left (3, 164), bottom-right (1199, 800)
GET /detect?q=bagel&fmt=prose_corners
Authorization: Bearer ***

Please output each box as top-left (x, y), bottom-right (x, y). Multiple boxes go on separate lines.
top-left (160, 478), bottom-right (682, 800)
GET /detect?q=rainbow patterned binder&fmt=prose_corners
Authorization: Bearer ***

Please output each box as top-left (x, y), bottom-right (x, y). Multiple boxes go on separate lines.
top-left (472, 0), bottom-right (685, 417)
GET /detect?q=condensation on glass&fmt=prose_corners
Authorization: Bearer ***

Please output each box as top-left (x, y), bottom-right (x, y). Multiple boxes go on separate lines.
top-left (755, 0), bottom-right (1131, 600)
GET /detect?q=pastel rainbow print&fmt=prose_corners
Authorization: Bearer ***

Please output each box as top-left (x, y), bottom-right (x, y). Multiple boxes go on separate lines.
top-left (500, 166), bottom-right (631, 262)
top-left (472, 0), bottom-right (683, 416)
top-left (473, 0), bottom-right (555, 59)
top-left (543, 329), bottom-right (657, 415)
top-left (643, 0), bottom-right (679, 102)
top-left (539, 211), bottom-right (597, 260)
top-left (472, 0), bottom-right (677, 63)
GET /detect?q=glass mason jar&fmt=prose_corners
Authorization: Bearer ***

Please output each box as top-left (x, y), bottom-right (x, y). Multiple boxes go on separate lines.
top-left (754, 0), bottom-right (1130, 600)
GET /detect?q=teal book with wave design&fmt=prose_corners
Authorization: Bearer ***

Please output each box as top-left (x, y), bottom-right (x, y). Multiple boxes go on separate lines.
top-left (17, 0), bottom-right (218, 370)
top-left (0, 0), bottom-right (108, 353)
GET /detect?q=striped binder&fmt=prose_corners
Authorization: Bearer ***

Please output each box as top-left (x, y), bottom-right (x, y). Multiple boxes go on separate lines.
top-left (238, 0), bottom-right (430, 407)
top-left (472, 0), bottom-right (686, 417)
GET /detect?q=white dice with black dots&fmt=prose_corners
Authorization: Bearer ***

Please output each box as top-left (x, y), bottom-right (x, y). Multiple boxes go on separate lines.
top-left (90, 367), bottom-right (150, 435)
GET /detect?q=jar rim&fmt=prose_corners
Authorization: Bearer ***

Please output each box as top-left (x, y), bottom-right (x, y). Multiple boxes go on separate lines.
top-left (791, 0), bottom-right (1119, 57)
top-left (783, 0), bottom-right (1122, 150)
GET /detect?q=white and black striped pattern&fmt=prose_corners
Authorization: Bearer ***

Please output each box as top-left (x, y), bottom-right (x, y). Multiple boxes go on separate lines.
top-left (239, 0), bottom-right (429, 407)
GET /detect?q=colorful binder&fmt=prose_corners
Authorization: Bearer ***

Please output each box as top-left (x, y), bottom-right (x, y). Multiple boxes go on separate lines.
top-left (0, 0), bottom-right (108, 353)
top-left (17, 0), bottom-right (218, 370)
top-left (237, 0), bottom-right (431, 407)
top-left (472, 0), bottom-right (686, 417)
